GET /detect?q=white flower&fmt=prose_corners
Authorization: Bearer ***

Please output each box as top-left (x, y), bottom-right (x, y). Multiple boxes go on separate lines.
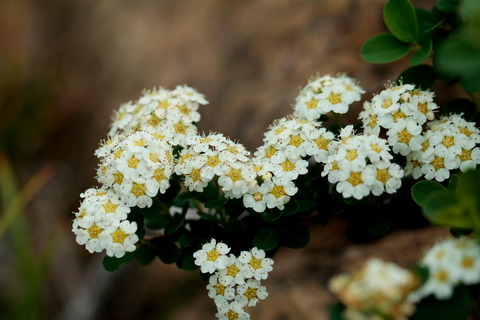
top-left (207, 274), bottom-right (236, 301)
top-left (387, 119), bottom-right (423, 156)
top-left (304, 127), bottom-right (336, 163)
top-left (218, 162), bottom-right (256, 199)
top-left (263, 177), bottom-right (298, 210)
top-left (363, 162), bottom-right (403, 196)
top-left (215, 301), bottom-right (250, 320)
top-left (73, 219), bottom-right (106, 253)
top-left (217, 255), bottom-right (247, 286)
top-left (335, 168), bottom-right (373, 200)
top-left (421, 151), bottom-right (457, 182)
top-left (242, 183), bottom-right (268, 213)
top-left (100, 220), bottom-right (139, 258)
top-left (238, 247), bottom-right (274, 281)
top-left (235, 279), bottom-right (268, 307)
top-left (270, 156), bottom-right (309, 181)
top-left (193, 239), bottom-right (231, 274)
top-left (293, 74), bottom-right (364, 120)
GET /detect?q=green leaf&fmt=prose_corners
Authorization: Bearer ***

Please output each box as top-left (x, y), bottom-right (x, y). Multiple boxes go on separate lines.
top-left (441, 99), bottom-right (478, 121)
top-left (135, 245), bottom-right (156, 265)
top-left (384, 0), bottom-right (418, 43)
top-left (197, 211), bottom-right (222, 223)
top-left (367, 212), bottom-right (392, 237)
top-left (165, 213), bottom-right (185, 235)
top-left (416, 8), bottom-right (444, 34)
top-left (448, 174), bottom-right (460, 190)
top-left (412, 285), bottom-right (471, 320)
top-left (157, 179), bottom-right (181, 206)
top-left (436, 0), bottom-right (461, 13)
top-left (144, 210), bottom-right (171, 230)
top-left (279, 223), bottom-right (310, 249)
top-left (102, 251), bottom-right (136, 272)
top-left (152, 238), bottom-right (180, 264)
top-left (329, 302), bottom-right (347, 320)
top-left (361, 34), bottom-right (412, 63)
top-left (282, 200), bottom-right (299, 217)
top-left (435, 33), bottom-right (480, 92)
top-left (178, 250), bottom-right (197, 271)
top-left (399, 65), bottom-right (437, 90)
top-left (423, 191), bottom-right (475, 229)
top-left (261, 209), bottom-right (283, 222)
top-left (253, 228), bottom-right (280, 251)
top-left (411, 180), bottom-right (447, 207)
top-left (455, 169), bottom-right (480, 222)
top-left (178, 233), bottom-right (194, 247)
top-left (410, 39), bottom-right (433, 65)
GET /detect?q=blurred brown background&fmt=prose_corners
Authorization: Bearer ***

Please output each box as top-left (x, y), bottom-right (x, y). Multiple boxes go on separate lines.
top-left (0, 0), bottom-right (446, 319)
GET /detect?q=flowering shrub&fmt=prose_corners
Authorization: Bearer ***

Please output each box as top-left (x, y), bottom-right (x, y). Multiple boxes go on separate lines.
top-left (71, 0), bottom-right (480, 318)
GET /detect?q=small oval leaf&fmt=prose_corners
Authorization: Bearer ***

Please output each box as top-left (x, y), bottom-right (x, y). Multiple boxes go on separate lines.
top-left (411, 180), bottom-right (446, 207)
top-left (361, 34), bottom-right (411, 63)
top-left (384, 0), bottom-right (418, 43)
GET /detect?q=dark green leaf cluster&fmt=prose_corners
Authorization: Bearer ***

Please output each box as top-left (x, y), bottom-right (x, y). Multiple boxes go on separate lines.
top-left (412, 168), bottom-right (480, 236)
top-left (362, 0), bottom-right (480, 93)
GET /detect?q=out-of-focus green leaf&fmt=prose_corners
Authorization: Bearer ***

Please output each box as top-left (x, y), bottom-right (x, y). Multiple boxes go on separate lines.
top-left (253, 228), bottom-right (280, 251)
top-left (411, 39), bottom-right (433, 65)
top-left (412, 285), bottom-right (471, 320)
top-left (411, 180), bottom-right (446, 207)
top-left (422, 191), bottom-right (475, 229)
top-left (279, 223), bottom-right (310, 249)
top-left (103, 252), bottom-right (136, 272)
top-left (441, 99), bottom-right (478, 121)
top-left (437, 0), bottom-right (461, 13)
top-left (399, 65), bottom-right (437, 90)
top-left (361, 34), bottom-right (411, 63)
top-left (435, 32), bottom-right (480, 92)
top-left (136, 245), bottom-right (157, 265)
top-left (384, 0), bottom-right (418, 43)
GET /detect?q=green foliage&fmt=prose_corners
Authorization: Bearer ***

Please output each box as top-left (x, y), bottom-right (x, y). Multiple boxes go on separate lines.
top-left (412, 169), bottom-right (480, 231)
top-left (253, 228), bottom-right (280, 251)
top-left (103, 252), bottom-right (136, 272)
top-left (412, 285), bottom-right (472, 320)
top-left (361, 34), bottom-right (411, 63)
top-left (398, 64), bottom-right (437, 90)
top-left (384, 0), bottom-right (418, 43)
top-left (362, 0), bottom-right (480, 93)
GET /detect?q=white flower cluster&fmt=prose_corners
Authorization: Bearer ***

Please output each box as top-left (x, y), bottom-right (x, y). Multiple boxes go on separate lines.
top-left (359, 84), bottom-right (480, 182)
top-left (109, 85), bottom-right (208, 146)
top-left (322, 125), bottom-right (403, 200)
top-left (96, 130), bottom-right (174, 208)
top-left (73, 85), bottom-right (208, 257)
top-left (72, 188), bottom-right (139, 258)
top-left (293, 74), bottom-right (365, 120)
top-left (329, 258), bottom-right (419, 320)
top-left (193, 239), bottom-right (273, 320)
top-left (406, 114), bottom-right (480, 182)
top-left (409, 237), bottom-right (480, 301)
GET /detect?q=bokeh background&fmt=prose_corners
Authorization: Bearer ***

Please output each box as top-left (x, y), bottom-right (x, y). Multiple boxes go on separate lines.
top-left (0, 0), bottom-right (450, 319)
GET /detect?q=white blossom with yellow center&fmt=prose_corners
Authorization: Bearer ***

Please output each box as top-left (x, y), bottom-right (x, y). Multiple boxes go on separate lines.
top-left (193, 239), bottom-right (231, 274)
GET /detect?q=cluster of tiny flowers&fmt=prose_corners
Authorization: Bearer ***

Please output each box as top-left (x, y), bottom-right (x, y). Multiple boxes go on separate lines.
top-left (409, 237), bottom-right (480, 302)
top-left (359, 83), bottom-right (480, 182)
top-left (359, 84), bottom-right (437, 156)
top-left (175, 132), bottom-right (254, 196)
top-left (96, 130), bottom-right (174, 208)
top-left (293, 74), bottom-right (365, 121)
top-left (193, 239), bottom-right (273, 320)
top-left (329, 258), bottom-right (419, 320)
top-left (109, 85), bottom-right (208, 147)
top-left (321, 126), bottom-right (403, 199)
top-left (405, 114), bottom-right (480, 182)
top-left (72, 188), bottom-right (139, 258)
